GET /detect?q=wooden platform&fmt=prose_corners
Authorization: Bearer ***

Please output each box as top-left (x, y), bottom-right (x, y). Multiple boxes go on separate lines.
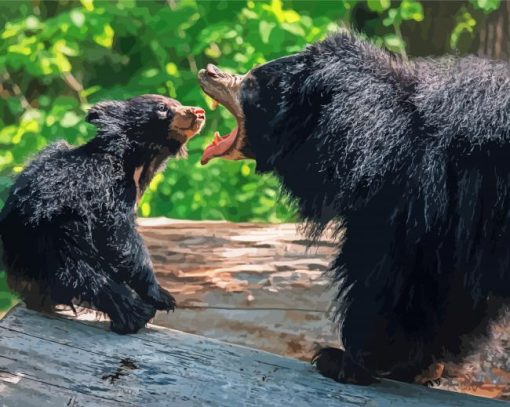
top-left (138, 217), bottom-right (338, 361)
top-left (138, 218), bottom-right (510, 400)
top-left (0, 305), bottom-right (506, 406)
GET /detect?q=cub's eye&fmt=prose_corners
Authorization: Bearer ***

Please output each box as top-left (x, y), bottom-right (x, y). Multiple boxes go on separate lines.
top-left (157, 103), bottom-right (167, 112)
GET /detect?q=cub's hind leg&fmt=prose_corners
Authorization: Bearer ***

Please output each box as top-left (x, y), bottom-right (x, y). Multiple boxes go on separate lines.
top-left (49, 257), bottom-right (156, 334)
top-left (109, 225), bottom-right (176, 312)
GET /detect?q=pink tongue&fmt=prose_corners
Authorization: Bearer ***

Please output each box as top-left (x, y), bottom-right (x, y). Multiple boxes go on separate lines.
top-left (201, 127), bottom-right (238, 165)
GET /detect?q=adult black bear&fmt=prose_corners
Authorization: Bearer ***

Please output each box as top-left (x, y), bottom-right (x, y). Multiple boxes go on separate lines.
top-left (0, 95), bottom-right (205, 334)
top-left (198, 32), bottom-right (510, 384)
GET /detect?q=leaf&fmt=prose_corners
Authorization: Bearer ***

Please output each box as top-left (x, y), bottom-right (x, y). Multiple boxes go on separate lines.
top-left (70, 10), bottom-right (85, 27)
top-left (469, 0), bottom-right (501, 13)
top-left (53, 39), bottom-right (79, 57)
top-left (282, 22), bottom-right (305, 38)
top-left (367, 0), bottom-right (391, 13)
top-left (140, 202), bottom-right (151, 217)
top-left (400, 0), bottom-right (424, 22)
top-left (383, 8), bottom-right (400, 26)
top-left (54, 52), bottom-right (72, 72)
top-left (241, 164), bottom-right (251, 176)
top-left (93, 23), bottom-right (114, 48)
top-left (165, 62), bottom-right (179, 77)
top-left (259, 20), bottom-right (276, 43)
top-left (7, 43), bottom-right (32, 56)
top-left (26, 16), bottom-right (41, 30)
top-left (384, 33), bottom-right (405, 52)
top-left (2, 23), bottom-right (22, 39)
top-left (60, 111), bottom-right (81, 128)
top-left (80, 0), bottom-right (94, 12)
top-left (282, 9), bottom-right (300, 24)
top-left (450, 10), bottom-right (477, 49)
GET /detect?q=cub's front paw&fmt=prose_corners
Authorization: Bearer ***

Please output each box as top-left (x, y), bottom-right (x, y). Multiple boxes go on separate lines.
top-left (110, 300), bottom-right (156, 335)
top-left (146, 285), bottom-right (176, 311)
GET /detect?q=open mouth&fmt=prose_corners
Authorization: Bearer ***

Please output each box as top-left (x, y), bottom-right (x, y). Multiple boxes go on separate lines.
top-left (188, 111), bottom-right (206, 137)
top-left (170, 106), bottom-right (206, 142)
top-left (200, 111), bottom-right (240, 165)
top-left (198, 64), bottom-right (247, 165)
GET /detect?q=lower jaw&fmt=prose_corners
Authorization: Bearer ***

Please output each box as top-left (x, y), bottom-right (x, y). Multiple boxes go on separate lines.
top-left (201, 127), bottom-right (239, 164)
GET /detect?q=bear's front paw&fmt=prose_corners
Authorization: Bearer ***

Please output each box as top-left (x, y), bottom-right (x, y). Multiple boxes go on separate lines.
top-left (312, 347), bottom-right (377, 385)
top-left (146, 285), bottom-right (176, 311)
top-left (110, 300), bottom-right (156, 335)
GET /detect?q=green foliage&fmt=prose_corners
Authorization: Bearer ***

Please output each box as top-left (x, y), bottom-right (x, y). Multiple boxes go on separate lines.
top-left (367, 0), bottom-right (423, 55)
top-left (0, 272), bottom-right (17, 312)
top-left (0, 0), bottom-right (504, 310)
top-left (0, 0), bottom-right (354, 310)
top-left (470, 0), bottom-right (501, 13)
top-left (451, 8), bottom-right (477, 50)
top-left (367, 0), bottom-right (391, 13)
top-left (0, 0), bottom-right (355, 223)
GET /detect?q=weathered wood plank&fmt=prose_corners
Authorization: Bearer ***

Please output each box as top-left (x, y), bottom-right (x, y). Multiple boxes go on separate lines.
top-left (137, 218), bottom-right (510, 399)
top-left (137, 217), bottom-right (339, 360)
top-left (0, 371), bottom-right (126, 407)
top-left (0, 306), bottom-right (506, 406)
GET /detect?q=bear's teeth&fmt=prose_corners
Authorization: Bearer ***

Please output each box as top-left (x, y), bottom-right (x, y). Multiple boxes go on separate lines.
top-left (213, 131), bottom-right (221, 145)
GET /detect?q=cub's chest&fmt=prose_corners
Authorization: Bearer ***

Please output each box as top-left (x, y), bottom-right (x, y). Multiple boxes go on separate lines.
top-left (131, 153), bottom-right (170, 209)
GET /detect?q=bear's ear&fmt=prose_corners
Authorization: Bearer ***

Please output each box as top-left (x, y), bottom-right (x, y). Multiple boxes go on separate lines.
top-left (85, 100), bottom-right (125, 126)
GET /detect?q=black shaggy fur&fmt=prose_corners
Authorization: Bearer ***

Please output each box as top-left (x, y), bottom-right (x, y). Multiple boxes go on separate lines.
top-left (0, 95), bottom-right (203, 334)
top-left (240, 32), bottom-right (510, 383)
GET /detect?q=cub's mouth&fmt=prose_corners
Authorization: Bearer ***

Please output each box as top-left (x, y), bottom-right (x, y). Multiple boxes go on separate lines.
top-left (198, 64), bottom-right (253, 165)
top-left (169, 105), bottom-right (206, 143)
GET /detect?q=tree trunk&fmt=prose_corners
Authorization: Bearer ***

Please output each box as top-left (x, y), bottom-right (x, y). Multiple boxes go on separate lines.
top-left (400, 1), bottom-right (510, 60)
top-left (401, 1), bottom-right (463, 57)
top-left (475, 1), bottom-right (510, 60)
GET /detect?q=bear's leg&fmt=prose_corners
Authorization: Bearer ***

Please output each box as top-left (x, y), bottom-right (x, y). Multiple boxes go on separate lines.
top-left (49, 259), bottom-right (156, 334)
top-left (312, 347), bottom-right (377, 385)
top-left (313, 209), bottom-right (434, 384)
top-left (6, 273), bottom-right (54, 313)
top-left (129, 269), bottom-right (176, 312)
top-left (313, 294), bottom-right (427, 384)
top-left (95, 279), bottom-right (157, 334)
top-left (314, 277), bottom-right (499, 385)
top-left (119, 228), bottom-right (176, 312)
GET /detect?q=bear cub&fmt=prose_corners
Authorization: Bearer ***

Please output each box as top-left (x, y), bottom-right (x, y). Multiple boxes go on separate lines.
top-left (0, 94), bottom-right (205, 334)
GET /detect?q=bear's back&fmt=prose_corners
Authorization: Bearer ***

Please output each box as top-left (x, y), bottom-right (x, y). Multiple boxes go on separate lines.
top-left (0, 140), bottom-right (125, 229)
top-left (414, 56), bottom-right (510, 146)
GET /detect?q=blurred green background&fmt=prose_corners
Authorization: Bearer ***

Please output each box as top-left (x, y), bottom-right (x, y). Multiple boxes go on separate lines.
top-left (0, 0), bottom-right (508, 311)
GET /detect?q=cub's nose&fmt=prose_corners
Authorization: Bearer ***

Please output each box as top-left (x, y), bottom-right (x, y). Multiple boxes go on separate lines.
top-left (192, 107), bottom-right (205, 121)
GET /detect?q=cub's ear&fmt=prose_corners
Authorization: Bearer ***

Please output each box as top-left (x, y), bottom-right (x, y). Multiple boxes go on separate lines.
top-left (85, 100), bottom-right (125, 126)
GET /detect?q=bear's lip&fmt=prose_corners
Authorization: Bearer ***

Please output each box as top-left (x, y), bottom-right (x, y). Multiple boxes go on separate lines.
top-left (198, 65), bottom-right (251, 165)
top-left (200, 125), bottom-right (239, 165)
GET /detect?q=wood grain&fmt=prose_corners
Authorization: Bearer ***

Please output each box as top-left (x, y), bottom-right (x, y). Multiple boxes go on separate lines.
top-left (0, 305), bottom-right (505, 407)
top-left (138, 217), bottom-right (339, 360)
top-left (137, 217), bottom-right (510, 400)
